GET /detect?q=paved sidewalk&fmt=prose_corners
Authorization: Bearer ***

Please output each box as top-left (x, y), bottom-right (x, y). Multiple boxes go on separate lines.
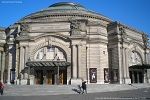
top-left (2, 84), bottom-right (150, 96)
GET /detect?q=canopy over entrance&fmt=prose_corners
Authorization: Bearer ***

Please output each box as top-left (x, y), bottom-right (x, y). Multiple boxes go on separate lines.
top-left (26, 61), bottom-right (70, 68)
top-left (129, 64), bottom-right (150, 69)
top-left (25, 61), bottom-right (70, 85)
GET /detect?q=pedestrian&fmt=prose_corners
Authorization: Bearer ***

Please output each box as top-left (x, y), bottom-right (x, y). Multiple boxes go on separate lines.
top-left (0, 81), bottom-right (4, 95)
top-left (81, 81), bottom-right (87, 94)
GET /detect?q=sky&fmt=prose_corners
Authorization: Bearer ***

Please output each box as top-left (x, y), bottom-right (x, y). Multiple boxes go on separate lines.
top-left (0, 0), bottom-right (150, 35)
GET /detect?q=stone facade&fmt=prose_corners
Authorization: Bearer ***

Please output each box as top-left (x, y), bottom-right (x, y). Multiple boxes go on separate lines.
top-left (0, 27), bottom-right (6, 83)
top-left (1, 2), bottom-right (150, 85)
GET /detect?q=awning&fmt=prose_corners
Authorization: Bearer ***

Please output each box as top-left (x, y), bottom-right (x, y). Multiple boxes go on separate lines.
top-left (26, 61), bottom-right (71, 67)
top-left (129, 64), bottom-right (150, 69)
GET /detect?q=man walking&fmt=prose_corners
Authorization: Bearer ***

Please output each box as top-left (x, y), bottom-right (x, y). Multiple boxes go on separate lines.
top-left (81, 81), bottom-right (87, 94)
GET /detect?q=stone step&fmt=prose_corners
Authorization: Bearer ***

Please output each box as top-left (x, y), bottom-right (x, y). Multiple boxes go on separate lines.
top-left (3, 84), bottom-right (150, 96)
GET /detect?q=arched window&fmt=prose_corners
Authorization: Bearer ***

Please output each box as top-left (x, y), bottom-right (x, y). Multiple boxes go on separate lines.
top-left (129, 51), bottom-right (142, 66)
top-left (34, 46), bottom-right (66, 61)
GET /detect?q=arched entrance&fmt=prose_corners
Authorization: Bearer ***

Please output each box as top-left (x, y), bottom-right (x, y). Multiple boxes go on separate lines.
top-left (129, 67), bottom-right (144, 83)
top-left (26, 46), bottom-right (70, 85)
top-left (129, 64), bottom-right (150, 83)
top-left (128, 51), bottom-right (144, 83)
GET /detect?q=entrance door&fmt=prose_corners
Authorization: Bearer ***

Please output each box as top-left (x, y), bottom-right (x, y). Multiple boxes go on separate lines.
top-left (46, 69), bottom-right (67, 85)
top-left (59, 70), bottom-right (67, 84)
top-left (35, 70), bottom-right (44, 84)
top-left (46, 70), bottom-right (54, 85)
top-left (129, 70), bottom-right (144, 83)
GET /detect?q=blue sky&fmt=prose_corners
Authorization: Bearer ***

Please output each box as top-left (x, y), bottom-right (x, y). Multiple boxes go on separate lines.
top-left (0, 0), bottom-right (150, 35)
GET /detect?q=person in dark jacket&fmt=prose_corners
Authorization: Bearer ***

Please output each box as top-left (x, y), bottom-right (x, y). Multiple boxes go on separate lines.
top-left (81, 81), bottom-right (87, 94)
top-left (0, 81), bottom-right (4, 95)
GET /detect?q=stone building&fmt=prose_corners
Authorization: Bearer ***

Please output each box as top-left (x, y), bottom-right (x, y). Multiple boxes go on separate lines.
top-left (1, 2), bottom-right (150, 85)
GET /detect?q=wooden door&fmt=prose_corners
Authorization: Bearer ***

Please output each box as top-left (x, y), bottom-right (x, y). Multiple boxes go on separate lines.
top-left (35, 70), bottom-right (43, 84)
top-left (47, 70), bottom-right (53, 85)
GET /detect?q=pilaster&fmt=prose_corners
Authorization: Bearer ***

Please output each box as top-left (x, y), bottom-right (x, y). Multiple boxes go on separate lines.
top-left (1, 52), bottom-right (5, 83)
top-left (77, 45), bottom-right (81, 78)
top-left (118, 43), bottom-right (123, 84)
top-left (15, 44), bottom-right (19, 83)
top-left (19, 46), bottom-right (25, 73)
top-left (72, 44), bottom-right (77, 78)
top-left (7, 45), bottom-right (13, 84)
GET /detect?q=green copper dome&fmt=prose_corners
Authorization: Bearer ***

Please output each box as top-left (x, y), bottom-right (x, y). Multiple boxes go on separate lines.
top-left (47, 2), bottom-right (87, 11)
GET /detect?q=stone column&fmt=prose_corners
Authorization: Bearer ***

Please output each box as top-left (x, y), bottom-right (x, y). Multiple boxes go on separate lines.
top-left (122, 48), bottom-right (125, 79)
top-left (72, 44), bottom-right (77, 78)
top-left (19, 46), bottom-right (25, 74)
top-left (7, 52), bottom-right (12, 84)
top-left (118, 43), bottom-right (123, 84)
top-left (124, 48), bottom-right (131, 84)
top-left (132, 71), bottom-right (135, 83)
top-left (1, 52), bottom-right (5, 83)
top-left (43, 70), bottom-right (47, 84)
top-left (15, 44), bottom-right (19, 84)
top-left (144, 70), bottom-right (148, 83)
top-left (19, 46), bottom-right (25, 85)
top-left (137, 72), bottom-right (139, 83)
top-left (77, 45), bottom-right (81, 78)
top-left (125, 48), bottom-right (129, 78)
top-left (24, 46), bottom-right (29, 79)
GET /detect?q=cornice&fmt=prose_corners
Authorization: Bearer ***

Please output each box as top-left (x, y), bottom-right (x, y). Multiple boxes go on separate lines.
top-left (116, 21), bottom-right (147, 35)
top-left (20, 10), bottom-right (112, 24)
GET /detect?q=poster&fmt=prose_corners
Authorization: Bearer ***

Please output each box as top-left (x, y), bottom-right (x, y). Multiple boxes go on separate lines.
top-left (89, 68), bottom-right (97, 83)
top-left (104, 68), bottom-right (109, 83)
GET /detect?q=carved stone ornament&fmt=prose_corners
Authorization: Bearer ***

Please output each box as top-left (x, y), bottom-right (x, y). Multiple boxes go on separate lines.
top-left (142, 34), bottom-right (148, 47)
top-left (70, 20), bottom-right (80, 30)
top-left (20, 24), bottom-right (30, 32)
top-left (70, 20), bottom-right (81, 35)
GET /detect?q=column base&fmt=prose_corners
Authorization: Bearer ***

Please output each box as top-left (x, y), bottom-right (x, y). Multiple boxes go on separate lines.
top-left (71, 78), bottom-right (82, 85)
top-left (119, 78), bottom-right (131, 84)
top-left (124, 78), bottom-right (131, 84)
top-left (7, 81), bottom-right (11, 85)
top-left (27, 79), bottom-right (30, 85)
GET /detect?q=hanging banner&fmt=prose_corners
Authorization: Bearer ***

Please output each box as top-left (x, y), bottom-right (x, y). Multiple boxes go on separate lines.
top-left (89, 68), bottom-right (97, 83)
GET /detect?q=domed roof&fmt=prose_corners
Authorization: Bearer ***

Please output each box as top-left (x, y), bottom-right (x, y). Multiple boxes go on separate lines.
top-left (0, 27), bottom-right (5, 31)
top-left (20, 2), bottom-right (111, 22)
top-left (47, 2), bottom-right (87, 11)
